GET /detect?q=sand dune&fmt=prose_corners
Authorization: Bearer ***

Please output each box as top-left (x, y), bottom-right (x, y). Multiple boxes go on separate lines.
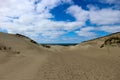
top-left (0, 32), bottom-right (120, 80)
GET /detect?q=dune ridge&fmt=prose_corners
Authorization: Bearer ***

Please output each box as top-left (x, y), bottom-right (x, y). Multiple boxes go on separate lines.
top-left (74, 32), bottom-right (120, 49)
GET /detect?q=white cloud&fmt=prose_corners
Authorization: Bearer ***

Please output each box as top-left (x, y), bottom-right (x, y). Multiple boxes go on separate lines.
top-left (76, 27), bottom-right (96, 37)
top-left (0, 0), bottom-right (34, 17)
top-left (0, 0), bottom-right (82, 41)
top-left (67, 5), bottom-right (120, 25)
top-left (67, 5), bottom-right (89, 22)
top-left (98, 0), bottom-right (120, 9)
top-left (99, 26), bottom-right (120, 33)
top-left (0, 0), bottom-right (120, 42)
top-left (0, 18), bottom-right (84, 38)
top-left (89, 8), bottom-right (120, 25)
top-left (41, 30), bottom-right (65, 38)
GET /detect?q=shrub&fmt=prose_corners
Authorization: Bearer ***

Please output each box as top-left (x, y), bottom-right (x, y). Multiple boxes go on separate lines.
top-left (100, 36), bottom-right (120, 48)
top-left (104, 37), bottom-right (120, 45)
top-left (30, 40), bottom-right (38, 45)
top-left (100, 44), bottom-right (104, 48)
top-left (42, 44), bottom-right (51, 48)
top-left (0, 47), bottom-right (2, 50)
top-left (3, 46), bottom-right (7, 50)
top-left (16, 51), bottom-right (20, 54)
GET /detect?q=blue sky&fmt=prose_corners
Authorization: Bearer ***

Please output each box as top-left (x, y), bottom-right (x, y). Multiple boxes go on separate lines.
top-left (0, 0), bottom-right (120, 43)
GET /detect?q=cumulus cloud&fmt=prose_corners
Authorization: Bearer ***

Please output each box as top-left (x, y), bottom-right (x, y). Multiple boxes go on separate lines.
top-left (76, 25), bottom-right (120, 38)
top-left (67, 5), bottom-right (89, 22)
top-left (67, 5), bottom-right (120, 25)
top-left (98, 0), bottom-right (120, 9)
top-left (76, 27), bottom-right (96, 37)
top-left (0, 0), bottom-right (34, 17)
top-left (0, 0), bottom-right (120, 42)
top-left (0, 18), bottom-right (83, 39)
top-left (89, 8), bottom-right (120, 25)
top-left (0, 0), bottom-right (82, 41)
top-left (66, 3), bottom-right (120, 39)
top-left (99, 26), bottom-right (120, 33)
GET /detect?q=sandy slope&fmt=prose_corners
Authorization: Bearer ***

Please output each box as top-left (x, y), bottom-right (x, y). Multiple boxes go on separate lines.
top-left (0, 32), bottom-right (49, 80)
top-left (0, 32), bottom-right (120, 80)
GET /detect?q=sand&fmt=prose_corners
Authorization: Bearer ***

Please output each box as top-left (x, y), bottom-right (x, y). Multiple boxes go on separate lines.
top-left (0, 32), bottom-right (120, 80)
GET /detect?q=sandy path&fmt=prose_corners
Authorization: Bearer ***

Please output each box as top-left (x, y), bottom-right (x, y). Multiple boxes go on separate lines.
top-left (36, 49), bottom-right (120, 80)
top-left (0, 48), bottom-right (120, 80)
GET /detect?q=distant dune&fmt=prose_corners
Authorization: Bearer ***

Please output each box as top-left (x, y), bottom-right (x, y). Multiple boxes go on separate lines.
top-left (0, 32), bottom-right (120, 80)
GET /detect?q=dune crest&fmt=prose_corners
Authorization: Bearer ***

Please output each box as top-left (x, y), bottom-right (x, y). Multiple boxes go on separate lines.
top-left (75, 32), bottom-right (120, 49)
